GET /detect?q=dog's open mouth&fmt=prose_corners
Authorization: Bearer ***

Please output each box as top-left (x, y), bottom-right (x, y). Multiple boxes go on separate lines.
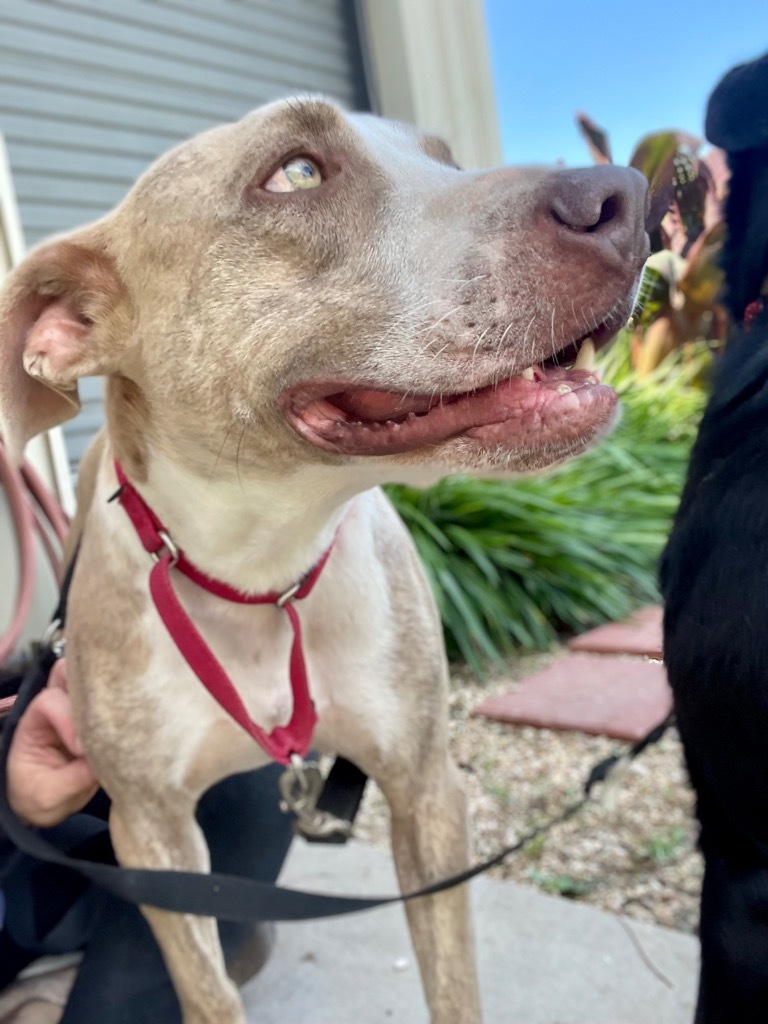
top-left (282, 326), bottom-right (619, 458)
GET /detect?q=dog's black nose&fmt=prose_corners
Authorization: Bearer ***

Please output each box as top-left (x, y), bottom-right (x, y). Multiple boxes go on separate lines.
top-left (544, 166), bottom-right (649, 264)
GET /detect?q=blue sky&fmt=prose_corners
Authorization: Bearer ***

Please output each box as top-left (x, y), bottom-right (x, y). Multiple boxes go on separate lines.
top-left (485, 0), bottom-right (768, 167)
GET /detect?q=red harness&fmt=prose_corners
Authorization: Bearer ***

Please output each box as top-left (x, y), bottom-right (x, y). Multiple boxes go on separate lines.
top-left (113, 461), bottom-right (333, 765)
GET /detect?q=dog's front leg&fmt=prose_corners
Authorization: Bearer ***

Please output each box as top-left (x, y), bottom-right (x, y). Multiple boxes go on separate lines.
top-left (109, 801), bottom-right (245, 1024)
top-left (379, 753), bottom-right (482, 1024)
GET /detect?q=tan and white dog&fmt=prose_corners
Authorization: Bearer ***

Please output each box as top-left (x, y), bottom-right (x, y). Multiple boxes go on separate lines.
top-left (0, 98), bottom-right (649, 1023)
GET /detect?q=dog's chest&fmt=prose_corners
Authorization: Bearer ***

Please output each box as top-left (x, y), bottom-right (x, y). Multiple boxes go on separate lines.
top-left (88, 474), bottom-right (413, 771)
top-left (149, 550), bottom-right (396, 747)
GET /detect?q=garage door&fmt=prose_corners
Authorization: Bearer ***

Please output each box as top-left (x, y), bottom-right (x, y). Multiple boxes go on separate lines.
top-left (0, 0), bottom-right (369, 470)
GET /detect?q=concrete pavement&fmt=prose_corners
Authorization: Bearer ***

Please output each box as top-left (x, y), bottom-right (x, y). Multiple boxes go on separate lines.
top-left (244, 839), bottom-right (698, 1023)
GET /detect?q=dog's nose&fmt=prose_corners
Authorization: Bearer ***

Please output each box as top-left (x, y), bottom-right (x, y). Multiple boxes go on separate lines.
top-left (543, 166), bottom-right (649, 263)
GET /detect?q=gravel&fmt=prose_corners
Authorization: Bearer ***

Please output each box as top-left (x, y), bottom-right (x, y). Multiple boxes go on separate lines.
top-left (354, 653), bottom-right (702, 935)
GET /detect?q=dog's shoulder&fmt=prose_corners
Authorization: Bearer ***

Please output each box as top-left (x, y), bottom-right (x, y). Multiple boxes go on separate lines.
top-left (687, 321), bottom-right (768, 468)
top-left (661, 321), bottom-right (768, 602)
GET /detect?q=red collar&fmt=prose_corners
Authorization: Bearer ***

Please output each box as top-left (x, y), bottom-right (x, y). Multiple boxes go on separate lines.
top-left (112, 460), bottom-right (334, 764)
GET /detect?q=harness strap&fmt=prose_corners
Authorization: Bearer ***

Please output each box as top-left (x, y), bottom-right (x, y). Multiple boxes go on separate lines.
top-left (302, 755), bottom-right (368, 845)
top-left (113, 461), bottom-right (333, 764)
top-left (147, 555), bottom-right (317, 764)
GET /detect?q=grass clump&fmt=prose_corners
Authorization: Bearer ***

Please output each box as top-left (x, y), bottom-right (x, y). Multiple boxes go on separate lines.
top-left (386, 337), bottom-right (709, 674)
top-left (642, 826), bottom-right (688, 863)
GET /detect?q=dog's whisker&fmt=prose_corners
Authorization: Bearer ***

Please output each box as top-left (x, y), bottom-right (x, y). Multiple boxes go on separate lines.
top-left (428, 342), bottom-right (452, 361)
top-left (497, 320), bottom-right (515, 355)
top-left (470, 328), bottom-right (489, 374)
top-left (435, 274), bottom-right (488, 286)
top-left (522, 312), bottom-right (537, 369)
top-left (235, 426), bottom-right (248, 494)
top-left (416, 304), bottom-right (465, 337)
top-left (208, 425), bottom-right (236, 484)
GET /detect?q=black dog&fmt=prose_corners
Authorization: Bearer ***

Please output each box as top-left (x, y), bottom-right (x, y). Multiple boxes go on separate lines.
top-left (661, 52), bottom-right (768, 1024)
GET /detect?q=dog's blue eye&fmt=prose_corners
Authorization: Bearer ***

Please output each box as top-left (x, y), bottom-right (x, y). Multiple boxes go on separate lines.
top-left (285, 158), bottom-right (322, 188)
top-left (264, 157), bottom-right (323, 193)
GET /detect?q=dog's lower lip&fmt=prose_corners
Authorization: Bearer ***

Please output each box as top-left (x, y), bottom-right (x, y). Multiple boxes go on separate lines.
top-left (281, 340), bottom-right (617, 458)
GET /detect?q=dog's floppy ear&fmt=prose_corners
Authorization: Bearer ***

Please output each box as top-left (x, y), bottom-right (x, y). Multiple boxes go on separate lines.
top-left (0, 229), bottom-right (129, 462)
top-left (706, 51), bottom-right (768, 152)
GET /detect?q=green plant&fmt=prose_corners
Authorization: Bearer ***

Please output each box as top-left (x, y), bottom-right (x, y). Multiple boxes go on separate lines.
top-left (485, 780), bottom-right (512, 804)
top-left (519, 833), bottom-right (548, 863)
top-left (527, 871), bottom-right (599, 899)
top-left (386, 339), bottom-right (708, 674)
top-left (642, 826), bottom-right (687, 862)
top-left (577, 113), bottom-right (730, 373)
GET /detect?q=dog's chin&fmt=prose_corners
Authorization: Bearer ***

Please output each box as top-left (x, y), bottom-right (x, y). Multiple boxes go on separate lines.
top-left (279, 335), bottom-right (619, 471)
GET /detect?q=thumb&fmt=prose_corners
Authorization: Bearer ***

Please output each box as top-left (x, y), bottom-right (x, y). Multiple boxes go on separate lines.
top-left (25, 688), bottom-right (86, 759)
top-left (48, 659), bottom-right (69, 693)
top-left (55, 756), bottom-right (99, 796)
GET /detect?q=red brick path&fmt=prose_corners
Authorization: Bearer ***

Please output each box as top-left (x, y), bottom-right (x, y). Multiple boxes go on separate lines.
top-left (472, 606), bottom-right (672, 742)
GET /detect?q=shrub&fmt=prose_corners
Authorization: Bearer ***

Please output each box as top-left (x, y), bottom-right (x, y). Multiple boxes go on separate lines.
top-left (577, 113), bottom-right (730, 373)
top-left (386, 339), bottom-right (708, 674)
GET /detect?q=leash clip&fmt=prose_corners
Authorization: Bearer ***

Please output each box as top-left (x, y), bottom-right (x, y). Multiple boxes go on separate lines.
top-left (278, 756), bottom-right (353, 842)
top-left (41, 617), bottom-right (66, 659)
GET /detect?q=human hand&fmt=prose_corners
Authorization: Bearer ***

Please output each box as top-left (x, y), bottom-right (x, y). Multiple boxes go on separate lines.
top-left (7, 660), bottom-right (99, 827)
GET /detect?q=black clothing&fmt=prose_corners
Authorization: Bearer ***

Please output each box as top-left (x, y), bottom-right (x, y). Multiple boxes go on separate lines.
top-left (0, 768), bottom-right (292, 1023)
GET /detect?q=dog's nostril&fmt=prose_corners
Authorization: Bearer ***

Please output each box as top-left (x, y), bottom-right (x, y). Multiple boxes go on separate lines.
top-left (542, 165), bottom-right (649, 264)
top-left (592, 194), bottom-right (619, 232)
top-left (550, 192), bottom-right (621, 234)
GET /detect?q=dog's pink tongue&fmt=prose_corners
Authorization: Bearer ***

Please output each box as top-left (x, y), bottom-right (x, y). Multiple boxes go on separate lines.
top-left (328, 389), bottom-right (439, 422)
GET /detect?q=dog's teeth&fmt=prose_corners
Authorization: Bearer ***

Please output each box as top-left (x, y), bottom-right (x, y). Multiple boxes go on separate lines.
top-left (556, 383), bottom-right (572, 394)
top-left (521, 366), bottom-right (535, 381)
top-left (574, 338), bottom-right (596, 370)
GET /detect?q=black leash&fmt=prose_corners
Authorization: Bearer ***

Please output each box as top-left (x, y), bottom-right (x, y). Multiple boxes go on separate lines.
top-left (0, 559), bottom-right (674, 923)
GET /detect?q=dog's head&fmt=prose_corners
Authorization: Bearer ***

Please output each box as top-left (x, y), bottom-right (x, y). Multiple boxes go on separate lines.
top-left (0, 98), bottom-right (649, 484)
top-left (706, 51), bottom-right (768, 322)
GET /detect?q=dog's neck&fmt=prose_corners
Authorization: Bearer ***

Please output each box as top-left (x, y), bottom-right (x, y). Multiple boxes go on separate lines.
top-left (121, 448), bottom-right (354, 594)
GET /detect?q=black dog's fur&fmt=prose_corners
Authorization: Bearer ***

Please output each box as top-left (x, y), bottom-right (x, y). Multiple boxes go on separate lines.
top-left (661, 52), bottom-right (768, 1024)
